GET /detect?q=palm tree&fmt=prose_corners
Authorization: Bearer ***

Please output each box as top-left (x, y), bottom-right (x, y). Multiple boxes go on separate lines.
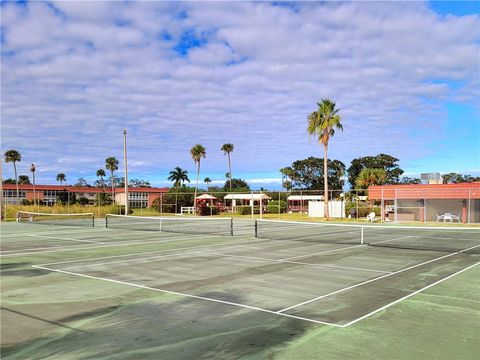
top-left (307, 99), bottom-right (343, 219)
top-left (96, 169), bottom-right (106, 190)
top-left (204, 177), bottom-right (212, 190)
top-left (221, 143), bottom-right (234, 192)
top-left (4, 149), bottom-right (21, 201)
top-left (190, 144), bottom-right (206, 208)
top-left (105, 157), bottom-right (119, 203)
top-left (30, 164), bottom-right (36, 204)
top-left (56, 173), bottom-right (66, 186)
top-left (355, 168), bottom-right (387, 189)
top-left (168, 167), bottom-right (190, 187)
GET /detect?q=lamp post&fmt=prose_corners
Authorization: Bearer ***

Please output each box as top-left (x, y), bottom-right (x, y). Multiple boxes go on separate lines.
top-left (30, 164), bottom-right (36, 208)
top-left (123, 129), bottom-right (129, 215)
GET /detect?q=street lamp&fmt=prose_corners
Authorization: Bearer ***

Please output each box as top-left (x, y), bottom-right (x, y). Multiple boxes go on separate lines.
top-left (30, 164), bottom-right (36, 208)
top-left (123, 129), bottom-right (129, 215)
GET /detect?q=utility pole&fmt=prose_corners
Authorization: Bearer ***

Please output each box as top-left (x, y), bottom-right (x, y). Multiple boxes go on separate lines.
top-left (123, 129), bottom-right (129, 215)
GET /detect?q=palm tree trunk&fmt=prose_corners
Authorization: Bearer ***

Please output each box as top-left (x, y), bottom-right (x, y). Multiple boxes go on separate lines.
top-left (111, 171), bottom-right (115, 205)
top-left (323, 144), bottom-right (329, 219)
top-left (194, 162), bottom-right (200, 209)
top-left (14, 162), bottom-right (19, 203)
top-left (32, 171), bottom-right (36, 205)
top-left (228, 153), bottom-right (232, 192)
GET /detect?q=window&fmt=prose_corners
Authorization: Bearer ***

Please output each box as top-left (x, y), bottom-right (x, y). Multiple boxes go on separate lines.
top-left (128, 192), bottom-right (148, 208)
top-left (3, 190), bottom-right (26, 205)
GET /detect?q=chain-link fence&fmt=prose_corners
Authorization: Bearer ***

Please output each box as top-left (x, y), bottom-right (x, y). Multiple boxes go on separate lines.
top-left (3, 186), bottom-right (479, 224)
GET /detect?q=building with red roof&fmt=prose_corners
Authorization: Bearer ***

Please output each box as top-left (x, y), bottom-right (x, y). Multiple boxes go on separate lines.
top-left (2, 184), bottom-right (168, 208)
top-left (368, 182), bottom-right (480, 223)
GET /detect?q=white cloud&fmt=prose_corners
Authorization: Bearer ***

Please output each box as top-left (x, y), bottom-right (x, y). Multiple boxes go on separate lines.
top-left (1, 1), bottom-right (479, 185)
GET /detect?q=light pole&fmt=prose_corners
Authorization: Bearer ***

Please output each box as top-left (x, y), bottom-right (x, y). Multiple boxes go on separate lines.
top-left (30, 164), bottom-right (36, 209)
top-left (123, 129), bottom-right (129, 215)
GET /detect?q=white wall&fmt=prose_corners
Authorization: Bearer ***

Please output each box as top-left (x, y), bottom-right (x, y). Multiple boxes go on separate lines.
top-left (308, 201), bottom-right (344, 218)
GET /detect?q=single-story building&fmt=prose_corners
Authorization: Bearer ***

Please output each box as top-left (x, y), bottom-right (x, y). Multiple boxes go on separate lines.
top-left (368, 182), bottom-right (480, 223)
top-left (224, 193), bottom-right (271, 212)
top-left (2, 184), bottom-right (168, 208)
top-left (286, 195), bottom-right (324, 213)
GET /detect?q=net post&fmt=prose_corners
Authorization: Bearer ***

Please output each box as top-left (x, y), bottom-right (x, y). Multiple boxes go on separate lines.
top-left (92, 214), bottom-right (95, 228)
top-left (105, 214), bottom-right (108, 228)
top-left (230, 218), bottom-right (233, 236)
top-left (254, 219), bottom-right (258, 238)
top-left (361, 226), bottom-right (364, 245)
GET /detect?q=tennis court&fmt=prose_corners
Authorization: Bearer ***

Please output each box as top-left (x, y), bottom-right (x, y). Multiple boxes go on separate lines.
top-left (2, 215), bottom-right (479, 329)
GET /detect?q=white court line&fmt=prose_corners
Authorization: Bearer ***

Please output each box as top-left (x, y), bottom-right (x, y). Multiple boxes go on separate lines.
top-left (57, 241), bottom-right (276, 270)
top-left (32, 264), bottom-right (341, 327)
top-left (279, 235), bottom-right (415, 262)
top-left (0, 232), bottom-right (207, 255)
top-left (277, 244), bottom-right (480, 313)
top-left (1, 228), bottom-right (111, 238)
top-left (33, 238), bottom-right (272, 267)
top-left (366, 235), bottom-right (417, 245)
top-left (28, 234), bottom-right (104, 244)
top-left (341, 261), bottom-right (480, 327)
top-left (280, 244), bottom-right (365, 261)
top-left (204, 251), bottom-right (391, 274)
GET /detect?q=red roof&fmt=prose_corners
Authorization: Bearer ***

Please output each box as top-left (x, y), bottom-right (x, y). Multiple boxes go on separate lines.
top-left (2, 184), bottom-right (168, 193)
top-left (368, 182), bottom-right (480, 200)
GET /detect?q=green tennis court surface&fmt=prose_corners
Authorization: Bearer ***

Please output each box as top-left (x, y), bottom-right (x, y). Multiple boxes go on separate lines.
top-left (1, 219), bottom-right (479, 359)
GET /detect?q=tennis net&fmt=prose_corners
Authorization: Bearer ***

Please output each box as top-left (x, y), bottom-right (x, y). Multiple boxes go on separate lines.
top-left (255, 219), bottom-right (480, 253)
top-left (16, 211), bottom-right (95, 227)
top-left (106, 214), bottom-right (234, 236)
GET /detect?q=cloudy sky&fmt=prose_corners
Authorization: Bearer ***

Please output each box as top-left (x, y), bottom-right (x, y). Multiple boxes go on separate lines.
top-left (1, 1), bottom-right (479, 189)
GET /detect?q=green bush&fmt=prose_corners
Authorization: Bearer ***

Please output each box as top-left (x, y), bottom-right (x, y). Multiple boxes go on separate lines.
top-left (345, 202), bottom-right (381, 218)
top-left (77, 196), bottom-right (90, 205)
top-left (21, 199), bottom-right (34, 205)
top-left (266, 200), bottom-right (287, 214)
top-left (236, 205), bottom-right (260, 215)
top-left (111, 205), bottom-right (134, 215)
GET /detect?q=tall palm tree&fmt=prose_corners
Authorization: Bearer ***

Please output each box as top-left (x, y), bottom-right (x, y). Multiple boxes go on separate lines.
top-left (307, 99), bottom-right (343, 219)
top-left (4, 149), bottom-right (21, 201)
top-left (221, 143), bottom-right (234, 192)
top-left (190, 144), bottom-right (206, 208)
top-left (204, 177), bottom-right (211, 190)
top-left (355, 168), bottom-right (387, 189)
top-left (30, 164), bottom-right (36, 204)
top-left (168, 167), bottom-right (190, 187)
top-left (56, 173), bottom-right (66, 186)
top-left (96, 169), bottom-right (106, 190)
top-left (105, 157), bottom-right (119, 203)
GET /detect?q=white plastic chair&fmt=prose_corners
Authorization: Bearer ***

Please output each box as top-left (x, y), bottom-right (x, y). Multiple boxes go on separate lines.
top-left (443, 213), bottom-right (452, 222)
top-left (366, 212), bottom-right (377, 222)
top-left (436, 213), bottom-right (444, 222)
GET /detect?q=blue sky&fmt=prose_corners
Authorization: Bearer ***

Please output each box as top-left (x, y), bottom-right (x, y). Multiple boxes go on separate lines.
top-left (1, 1), bottom-right (479, 189)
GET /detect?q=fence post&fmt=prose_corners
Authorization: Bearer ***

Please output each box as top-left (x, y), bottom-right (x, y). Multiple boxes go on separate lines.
top-left (394, 189), bottom-right (398, 223)
top-left (381, 188), bottom-right (384, 222)
top-left (468, 189), bottom-right (471, 225)
top-left (259, 190), bottom-right (263, 219)
top-left (251, 190), bottom-right (254, 219)
top-left (355, 190), bottom-right (359, 220)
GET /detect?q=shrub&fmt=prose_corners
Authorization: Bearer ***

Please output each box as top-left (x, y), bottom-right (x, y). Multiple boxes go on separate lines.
top-left (236, 205), bottom-right (260, 215)
top-left (111, 205), bottom-right (134, 215)
top-left (197, 201), bottom-right (219, 216)
top-left (21, 199), bottom-right (34, 205)
top-left (77, 196), bottom-right (90, 205)
top-left (266, 200), bottom-right (287, 214)
top-left (345, 202), bottom-right (381, 218)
